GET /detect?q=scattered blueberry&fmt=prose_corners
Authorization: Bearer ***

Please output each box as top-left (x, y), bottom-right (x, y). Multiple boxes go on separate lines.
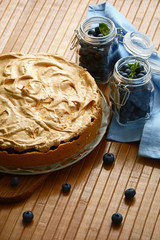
top-left (10, 176), bottom-right (19, 187)
top-left (125, 188), bottom-right (136, 200)
top-left (111, 213), bottom-right (123, 225)
top-left (103, 153), bottom-right (114, 165)
top-left (22, 211), bottom-right (34, 223)
top-left (62, 182), bottom-right (71, 193)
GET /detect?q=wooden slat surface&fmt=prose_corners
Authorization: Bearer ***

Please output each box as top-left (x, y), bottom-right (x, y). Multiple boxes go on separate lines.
top-left (0, 0), bottom-right (160, 239)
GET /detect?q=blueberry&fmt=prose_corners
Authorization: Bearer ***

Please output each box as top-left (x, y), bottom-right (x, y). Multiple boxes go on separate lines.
top-left (140, 70), bottom-right (147, 75)
top-left (133, 74), bottom-right (137, 79)
top-left (103, 153), bottom-right (114, 165)
top-left (125, 188), bottom-right (136, 200)
top-left (111, 213), bottom-right (123, 225)
top-left (124, 68), bottom-right (131, 75)
top-left (62, 182), bottom-right (71, 193)
top-left (137, 73), bottom-right (145, 78)
top-left (121, 63), bottom-right (129, 71)
top-left (139, 65), bottom-right (144, 72)
top-left (88, 30), bottom-right (96, 36)
top-left (120, 72), bottom-right (128, 78)
top-left (136, 64), bottom-right (144, 74)
top-left (23, 211), bottom-right (34, 223)
top-left (95, 26), bottom-right (100, 36)
top-left (10, 176), bottom-right (19, 187)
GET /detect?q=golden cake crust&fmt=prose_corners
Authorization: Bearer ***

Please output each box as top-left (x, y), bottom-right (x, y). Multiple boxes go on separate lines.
top-left (0, 53), bottom-right (102, 168)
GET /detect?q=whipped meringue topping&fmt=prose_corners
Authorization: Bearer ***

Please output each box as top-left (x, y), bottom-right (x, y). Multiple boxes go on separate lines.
top-left (0, 53), bottom-right (101, 152)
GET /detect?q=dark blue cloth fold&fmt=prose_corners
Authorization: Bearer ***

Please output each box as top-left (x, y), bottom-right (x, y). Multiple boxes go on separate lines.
top-left (87, 2), bottom-right (160, 159)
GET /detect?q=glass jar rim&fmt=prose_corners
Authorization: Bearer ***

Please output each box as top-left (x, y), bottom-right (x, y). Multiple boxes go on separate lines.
top-left (114, 56), bottom-right (151, 85)
top-left (79, 16), bottom-right (117, 45)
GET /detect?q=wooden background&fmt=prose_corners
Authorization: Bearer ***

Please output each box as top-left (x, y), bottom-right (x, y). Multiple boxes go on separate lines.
top-left (0, 0), bottom-right (160, 239)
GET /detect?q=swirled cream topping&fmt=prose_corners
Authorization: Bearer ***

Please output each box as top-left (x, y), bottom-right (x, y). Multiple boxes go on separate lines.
top-left (0, 53), bottom-right (101, 152)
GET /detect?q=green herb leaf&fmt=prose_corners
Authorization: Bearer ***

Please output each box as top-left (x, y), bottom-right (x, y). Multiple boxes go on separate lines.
top-left (99, 23), bottom-right (110, 36)
top-left (128, 61), bottom-right (140, 78)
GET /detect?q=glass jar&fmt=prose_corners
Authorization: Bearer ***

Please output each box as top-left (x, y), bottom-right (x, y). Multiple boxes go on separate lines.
top-left (109, 56), bottom-right (154, 125)
top-left (71, 16), bottom-right (121, 84)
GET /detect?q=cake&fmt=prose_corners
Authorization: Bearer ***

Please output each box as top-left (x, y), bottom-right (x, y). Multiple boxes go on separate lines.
top-left (0, 53), bottom-right (102, 168)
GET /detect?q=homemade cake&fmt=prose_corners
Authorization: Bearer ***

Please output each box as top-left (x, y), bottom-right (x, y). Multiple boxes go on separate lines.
top-left (0, 53), bottom-right (102, 168)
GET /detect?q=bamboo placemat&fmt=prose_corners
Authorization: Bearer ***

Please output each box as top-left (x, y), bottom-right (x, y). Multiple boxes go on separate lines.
top-left (0, 0), bottom-right (160, 239)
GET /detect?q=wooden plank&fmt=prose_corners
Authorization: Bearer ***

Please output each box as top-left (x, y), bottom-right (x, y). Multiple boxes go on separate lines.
top-left (0, 0), bottom-right (24, 52)
top-left (152, 210), bottom-right (160, 240)
top-left (0, 0), bottom-right (11, 21)
top-left (74, 143), bottom-right (130, 240)
top-left (65, 0), bottom-right (99, 61)
top-left (120, 0), bottom-right (133, 17)
top-left (55, 0), bottom-right (95, 57)
top-left (48, 0), bottom-right (85, 54)
top-left (22, 169), bottom-right (71, 240)
top-left (2, 0), bottom-right (37, 53)
top-left (140, 167), bottom-right (160, 240)
top-left (30, 0), bottom-right (71, 54)
top-left (9, 0), bottom-right (46, 53)
top-left (3, 0), bottom-right (51, 53)
top-left (94, 144), bottom-right (138, 240)
top-left (30, 0), bottom-right (72, 54)
top-left (153, 23), bottom-right (160, 54)
top-left (0, 174), bottom-right (50, 203)
top-left (133, 0), bottom-right (150, 31)
top-left (0, 0), bottom-right (19, 38)
top-left (114, 0), bottom-right (125, 11)
top-left (129, 164), bottom-right (159, 239)
top-left (148, 1), bottom-right (160, 54)
top-left (64, 141), bottom-right (112, 240)
top-left (126, 0), bottom-right (142, 25)
top-left (41, 142), bottom-right (107, 240)
top-left (0, 183), bottom-right (45, 240)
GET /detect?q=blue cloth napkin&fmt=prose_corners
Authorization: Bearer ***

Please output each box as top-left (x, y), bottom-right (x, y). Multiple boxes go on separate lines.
top-left (87, 2), bottom-right (160, 159)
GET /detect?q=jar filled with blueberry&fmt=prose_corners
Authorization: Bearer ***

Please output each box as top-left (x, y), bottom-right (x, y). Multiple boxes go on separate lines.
top-left (71, 16), bottom-right (121, 84)
top-left (109, 56), bottom-right (154, 125)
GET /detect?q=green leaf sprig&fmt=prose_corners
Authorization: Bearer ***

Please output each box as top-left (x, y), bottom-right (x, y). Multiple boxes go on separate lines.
top-left (128, 61), bottom-right (140, 79)
top-left (99, 23), bottom-right (110, 36)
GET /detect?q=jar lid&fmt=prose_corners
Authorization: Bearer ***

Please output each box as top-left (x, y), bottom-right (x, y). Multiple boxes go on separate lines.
top-left (123, 31), bottom-right (160, 75)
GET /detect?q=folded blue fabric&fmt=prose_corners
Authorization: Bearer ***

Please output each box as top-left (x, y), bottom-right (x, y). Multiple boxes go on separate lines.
top-left (87, 2), bottom-right (160, 159)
